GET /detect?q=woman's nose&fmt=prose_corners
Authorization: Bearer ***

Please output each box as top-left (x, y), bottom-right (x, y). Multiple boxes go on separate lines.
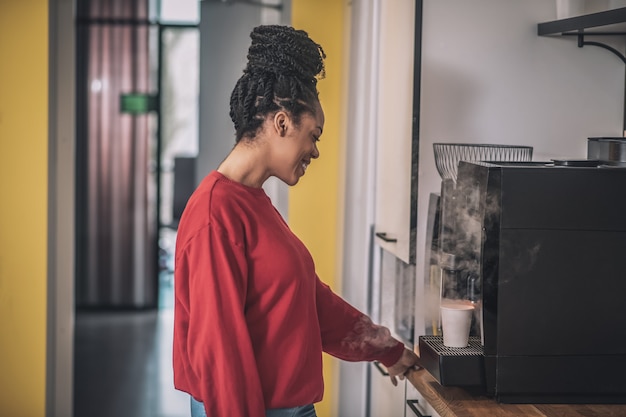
top-left (311, 143), bottom-right (320, 159)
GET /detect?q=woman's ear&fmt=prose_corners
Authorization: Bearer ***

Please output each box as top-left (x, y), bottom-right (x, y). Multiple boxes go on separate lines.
top-left (273, 111), bottom-right (289, 137)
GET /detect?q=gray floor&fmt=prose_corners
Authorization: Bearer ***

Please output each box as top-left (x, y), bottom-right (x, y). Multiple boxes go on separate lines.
top-left (74, 279), bottom-right (189, 417)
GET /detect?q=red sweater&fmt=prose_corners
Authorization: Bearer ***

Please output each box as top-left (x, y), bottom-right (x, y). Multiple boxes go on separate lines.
top-left (173, 171), bottom-right (404, 417)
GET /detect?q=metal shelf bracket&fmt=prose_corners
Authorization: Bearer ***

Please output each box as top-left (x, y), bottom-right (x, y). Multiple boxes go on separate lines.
top-left (575, 32), bottom-right (626, 65)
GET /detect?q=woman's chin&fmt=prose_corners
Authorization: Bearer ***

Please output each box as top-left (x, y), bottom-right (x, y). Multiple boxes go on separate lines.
top-left (278, 174), bottom-right (299, 186)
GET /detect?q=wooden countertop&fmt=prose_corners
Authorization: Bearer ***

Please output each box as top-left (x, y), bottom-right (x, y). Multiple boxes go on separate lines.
top-left (406, 367), bottom-right (626, 417)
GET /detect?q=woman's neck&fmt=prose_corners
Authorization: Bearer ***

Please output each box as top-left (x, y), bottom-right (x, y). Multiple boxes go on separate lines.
top-left (217, 140), bottom-right (270, 189)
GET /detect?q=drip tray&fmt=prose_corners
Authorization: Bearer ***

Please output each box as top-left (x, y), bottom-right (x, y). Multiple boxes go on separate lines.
top-left (418, 335), bottom-right (485, 387)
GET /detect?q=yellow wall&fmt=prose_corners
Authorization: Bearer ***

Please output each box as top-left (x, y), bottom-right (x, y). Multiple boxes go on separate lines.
top-left (0, 1), bottom-right (49, 416)
top-left (289, 1), bottom-right (348, 416)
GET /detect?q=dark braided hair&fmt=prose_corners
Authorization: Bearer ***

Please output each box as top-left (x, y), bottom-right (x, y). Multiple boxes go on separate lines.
top-left (229, 25), bottom-right (326, 142)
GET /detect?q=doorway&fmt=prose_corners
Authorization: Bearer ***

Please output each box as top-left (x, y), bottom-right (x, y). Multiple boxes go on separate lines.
top-left (74, 0), bottom-right (198, 415)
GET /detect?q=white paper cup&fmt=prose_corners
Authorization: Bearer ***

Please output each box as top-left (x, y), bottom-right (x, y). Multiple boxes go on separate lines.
top-left (440, 302), bottom-right (474, 348)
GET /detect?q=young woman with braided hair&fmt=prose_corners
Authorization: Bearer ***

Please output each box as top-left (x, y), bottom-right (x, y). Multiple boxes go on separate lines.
top-left (173, 25), bottom-right (419, 417)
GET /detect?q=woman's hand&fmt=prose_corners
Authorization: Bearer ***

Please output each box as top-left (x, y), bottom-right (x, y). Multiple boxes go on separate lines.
top-left (387, 347), bottom-right (421, 386)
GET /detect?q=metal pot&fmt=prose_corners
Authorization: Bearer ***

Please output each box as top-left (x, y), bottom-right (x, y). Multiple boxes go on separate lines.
top-left (588, 137), bottom-right (626, 165)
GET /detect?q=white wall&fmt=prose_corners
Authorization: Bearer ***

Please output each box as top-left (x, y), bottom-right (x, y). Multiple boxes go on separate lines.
top-left (415, 0), bottom-right (625, 334)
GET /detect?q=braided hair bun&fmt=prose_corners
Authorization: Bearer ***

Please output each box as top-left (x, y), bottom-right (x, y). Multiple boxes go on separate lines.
top-left (229, 25), bottom-right (326, 142)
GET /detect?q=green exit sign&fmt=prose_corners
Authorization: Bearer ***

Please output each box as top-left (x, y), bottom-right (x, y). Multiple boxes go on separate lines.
top-left (120, 93), bottom-right (158, 114)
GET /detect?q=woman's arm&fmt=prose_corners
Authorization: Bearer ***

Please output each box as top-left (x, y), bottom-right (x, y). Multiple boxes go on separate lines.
top-left (173, 224), bottom-right (266, 417)
top-left (315, 276), bottom-right (407, 367)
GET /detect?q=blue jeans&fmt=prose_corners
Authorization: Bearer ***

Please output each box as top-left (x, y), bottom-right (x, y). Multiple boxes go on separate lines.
top-left (190, 396), bottom-right (317, 417)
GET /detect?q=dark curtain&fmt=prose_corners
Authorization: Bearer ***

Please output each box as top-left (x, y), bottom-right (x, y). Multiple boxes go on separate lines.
top-left (76, 0), bottom-right (158, 308)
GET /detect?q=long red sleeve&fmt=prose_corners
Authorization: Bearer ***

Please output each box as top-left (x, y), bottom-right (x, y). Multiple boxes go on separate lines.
top-left (173, 171), bottom-right (404, 416)
top-left (316, 278), bottom-right (404, 367)
top-left (174, 222), bottom-right (266, 416)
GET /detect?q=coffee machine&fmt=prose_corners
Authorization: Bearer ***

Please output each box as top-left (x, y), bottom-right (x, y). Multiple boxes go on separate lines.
top-left (419, 158), bottom-right (626, 404)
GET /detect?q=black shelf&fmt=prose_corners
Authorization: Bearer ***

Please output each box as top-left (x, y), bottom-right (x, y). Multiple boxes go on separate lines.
top-left (538, 6), bottom-right (626, 36)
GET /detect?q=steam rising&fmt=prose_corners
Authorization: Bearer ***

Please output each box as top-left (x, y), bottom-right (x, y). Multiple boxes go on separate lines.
top-left (426, 167), bottom-right (542, 335)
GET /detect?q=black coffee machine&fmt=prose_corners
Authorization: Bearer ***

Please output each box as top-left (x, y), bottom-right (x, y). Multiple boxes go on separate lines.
top-left (419, 158), bottom-right (626, 404)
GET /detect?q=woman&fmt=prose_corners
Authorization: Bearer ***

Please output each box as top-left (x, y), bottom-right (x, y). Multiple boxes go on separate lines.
top-left (173, 25), bottom-right (418, 417)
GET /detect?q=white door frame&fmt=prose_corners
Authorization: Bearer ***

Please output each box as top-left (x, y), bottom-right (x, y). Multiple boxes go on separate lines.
top-left (47, 0), bottom-right (75, 415)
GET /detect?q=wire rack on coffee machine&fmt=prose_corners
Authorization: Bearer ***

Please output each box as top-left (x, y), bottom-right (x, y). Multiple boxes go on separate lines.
top-left (433, 143), bottom-right (534, 183)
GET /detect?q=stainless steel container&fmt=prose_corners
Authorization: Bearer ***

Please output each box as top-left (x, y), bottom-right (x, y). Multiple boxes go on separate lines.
top-left (588, 137), bottom-right (626, 165)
